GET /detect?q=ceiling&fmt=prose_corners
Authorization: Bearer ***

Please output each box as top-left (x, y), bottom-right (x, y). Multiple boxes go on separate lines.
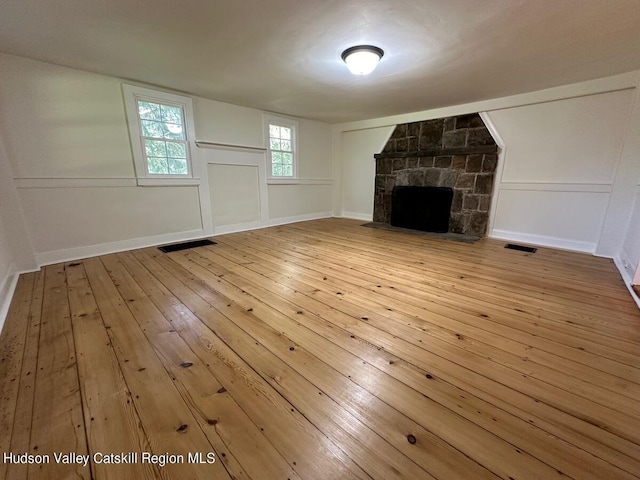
top-left (1, 0), bottom-right (640, 123)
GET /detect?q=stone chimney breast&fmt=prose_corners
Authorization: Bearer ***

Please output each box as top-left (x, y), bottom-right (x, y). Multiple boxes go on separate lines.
top-left (373, 113), bottom-right (498, 237)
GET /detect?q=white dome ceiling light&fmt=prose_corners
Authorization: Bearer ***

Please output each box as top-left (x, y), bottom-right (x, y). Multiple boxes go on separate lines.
top-left (341, 45), bottom-right (384, 75)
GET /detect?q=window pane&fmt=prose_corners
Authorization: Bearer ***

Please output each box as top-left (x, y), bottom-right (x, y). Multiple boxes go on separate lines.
top-left (281, 140), bottom-right (291, 152)
top-left (161, 105), bottom-right (183, 124)
top-left (168, 158), bottom-right (188, 174)
top-left (269, 125), bottom-right (280, 138)
top-left (282, 153), bottom-right (293, 165)
top-left (272, 163), bottom-right (283, 176)
top-left (270, 138), bottom-right (281, 150)
top-left (148, 157), bottom-right (168, 174)
top-left (281, 127), bottom-right (291, 140)
top-left (145, 139), bottom-right (167, 158)
top-left (166, 142), bottom-right (186, 158)
top-left (141, 120), bottom-right (164, 138)
top-left (163, 123), bottom-right (184, 140)
top-left (284, 164), bottom-right (293, 176)
top-left (138, 101), bottom-right (161, 121)
top-left (272, 151), bottom-right (283, 163)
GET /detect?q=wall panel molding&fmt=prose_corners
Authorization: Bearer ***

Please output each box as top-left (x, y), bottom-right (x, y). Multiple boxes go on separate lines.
top-left (498, 182), bottom-right (612, 193)
top-left (15, 177), bottom-right (138, 188)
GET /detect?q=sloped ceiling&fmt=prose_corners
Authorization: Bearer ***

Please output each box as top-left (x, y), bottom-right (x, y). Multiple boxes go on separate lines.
top-left (1, 0), bottom-right (640, 123)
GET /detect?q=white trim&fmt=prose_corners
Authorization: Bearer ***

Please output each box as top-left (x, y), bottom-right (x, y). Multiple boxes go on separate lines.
top-left (213, 212), bottom-right (333, 236)
top-left (332, 128), bottom-right (344, 216)
top-left (136, 177), bottom-right (201, 187)
top-left (613, 255), bottom-right (640, 309)
top-left (269, 211), bottom-right (333, 227)
top-left (14, 177), bottom-right (202, 188)
top-left (490, 229), bottom-right (596, 253)
top-left (267, 178), bottom-right (333, 185)
top-left (498, 182), bottom-right (613, 193)
top-left (205, 152), bottom-right (270, 234)
top-left (0, 264), bottom-right (18, 334)
top-left (35, 228), bottom-right (205, 267)
top-left (15, 177), bottom-right (138, 188)
top-left (341, 211), bottom-right (373, 221)
top-left (196, 141), bottom-right (266, 152)
top-left (479, 112), bottom-right (506, 236)
top-left (213, 220), bottom-right (267, 236)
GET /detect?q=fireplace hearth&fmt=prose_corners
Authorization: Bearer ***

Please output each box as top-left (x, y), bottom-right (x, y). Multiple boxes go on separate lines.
top-left (373, 113), bottom-right (498, 237)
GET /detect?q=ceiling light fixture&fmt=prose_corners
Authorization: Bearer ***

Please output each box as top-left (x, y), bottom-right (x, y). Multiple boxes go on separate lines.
top-left (341, 45), bottom-right (384, 75)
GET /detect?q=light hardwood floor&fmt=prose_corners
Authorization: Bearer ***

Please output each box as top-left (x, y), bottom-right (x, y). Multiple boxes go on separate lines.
top-left (1, 218), bottom-right (639, 479)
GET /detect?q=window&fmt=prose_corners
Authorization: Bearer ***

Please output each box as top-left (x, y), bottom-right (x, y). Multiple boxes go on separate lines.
top-left (265, 115), bottom-right (297, 178)
top-left (123, 85), bottom-right (197, 184)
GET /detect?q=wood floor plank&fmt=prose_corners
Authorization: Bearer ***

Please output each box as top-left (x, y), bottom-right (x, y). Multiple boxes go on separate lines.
top-left (82, 256), bottom-right (235, 480)
top-left (101, 253), bottom-right (300, 480)
top-left (306, 218), bottom-right (622, 281)
top-left (229, 230), bottom-right (640, 380)
top-left (0, 274), bottom-right (35, 480)
top-left (65, 261), bottom-right (159, 480)
top-left (1, 218), bottom-right (638, 480)
top-left (252, 225), bottom-right (638, 338)
top-left (213, 234), bottom-right (640, 397)
top-left (124, 250), bottom-right (376, 480)
top-left (210, 231), bottom-right (637, 441)
top-left (29, 265), bottom-right (90, 480)
top-left (6, 270), bottom-right (43, 480)
top-left (273, 228), bottom-right (639, 340)
top-left (142, 248), bottom-right (505, 480)
top-left (202, 236), bottom-right (640, 468)
top-left (171, 246), bottom-right (638, 480)
top-left (285, 221), bottom-right (638, 313)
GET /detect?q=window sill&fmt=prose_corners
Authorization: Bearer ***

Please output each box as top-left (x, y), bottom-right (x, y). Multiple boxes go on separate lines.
top-left (137, 177), bottom-right (201, 187)
top-left (267, 178), bottom-right (333, 185)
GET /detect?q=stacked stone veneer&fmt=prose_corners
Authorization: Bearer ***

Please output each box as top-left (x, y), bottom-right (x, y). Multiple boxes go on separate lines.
top-left (373, 113), bottom-right (498, 237)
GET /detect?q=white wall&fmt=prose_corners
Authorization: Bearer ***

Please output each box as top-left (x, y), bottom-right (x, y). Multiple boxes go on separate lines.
top-left (334, 72), bottom-right (640, 256)
top-left (209, 164), bottom-right (262, 227)
top-left (487, 89), bottom-right (634, 252)
top-left (0, 134), bottom-right (37, 330)
top-left (0, 217), bottom-right (15, 332)
top-left (0, 54), bottom-right (204, 264)
top-left (0, 53), bottom-right (333, 265)
top-left (619, 188), bottom-right (640, 294)
top-left (341, 126), bottom-right (395, 220)
top-left (195, 105), bottom-right (333, 230)
top-left (267, 117), bottom-right (333, 222)
top-left (190, 83), bottom-right (334, 228)
top-left (268, 184), bottom-right (333, 219)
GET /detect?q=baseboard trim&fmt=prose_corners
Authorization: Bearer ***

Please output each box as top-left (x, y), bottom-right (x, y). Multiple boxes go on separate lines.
top-left (490, 229), bottom-right (596, 253)
top-left (213, 220), bottom-right (266, 236)
top-left (268, 211), bottom-right (333, 228)
top-left (340, 212), bottom-right (374, 222)
top-left (614, 254), bottom-right (640, 309)
top-left (35, 229), bottom-right (206, 267)
top-left (0, 264), bottom-right (18, 334)
top-left (213, 212), bottom-right (334, 236)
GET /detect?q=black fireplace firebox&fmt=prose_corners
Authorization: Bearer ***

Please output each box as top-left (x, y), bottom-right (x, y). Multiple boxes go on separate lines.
top-left (390, 186), bottom-right (453, 233)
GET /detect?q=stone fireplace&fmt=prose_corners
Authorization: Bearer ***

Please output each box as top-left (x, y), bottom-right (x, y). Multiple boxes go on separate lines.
top-left (373, 113), bottom-right (498, 237)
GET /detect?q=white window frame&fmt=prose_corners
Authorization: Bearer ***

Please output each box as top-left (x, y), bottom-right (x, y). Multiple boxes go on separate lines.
top-left (122, 84), bottom-right (199, 186)
top-left (264, 114), bottom-right (298, 179)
